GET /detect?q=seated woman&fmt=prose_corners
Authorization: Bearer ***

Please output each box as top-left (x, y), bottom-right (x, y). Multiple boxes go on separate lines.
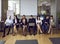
top-left (21, 15), bottom-right (27, 36)
top-left (42, 15), bottom-right (50, 34)
top-left (13, 15), bottom-right (20, 35)
top-left (28, 15), bottom-right (36, 35)
top-left (36, 16), bottom-right (42, 34)
top-left (48, 16), bottom-right (54, 34)
top-left (2, 16), bottom-right (13, 37)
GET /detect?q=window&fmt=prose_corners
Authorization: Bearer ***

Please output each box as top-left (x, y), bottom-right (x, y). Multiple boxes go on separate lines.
top-left (8, 0), bottom-right (19, 15)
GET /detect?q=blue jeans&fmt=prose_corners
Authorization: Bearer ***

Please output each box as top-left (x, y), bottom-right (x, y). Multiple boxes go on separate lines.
top-left (42, 24), bottom-right (49, 33)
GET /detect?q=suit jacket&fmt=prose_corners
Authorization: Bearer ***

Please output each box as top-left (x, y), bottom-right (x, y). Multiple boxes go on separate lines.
top-left (21, 18), bottom-right (27, 25)
top-left (42, 18), bottom-right (50, 26)
top-left (28, 18), bottom-right (36, 27)
top-left (28, 18), bottom-right (37, 30)
top-left (28, 18), bottom-right (36, 23)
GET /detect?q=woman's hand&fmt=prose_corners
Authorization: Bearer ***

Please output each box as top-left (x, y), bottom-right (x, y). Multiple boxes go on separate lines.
top-left (48, 25), bottom-right (51, 33)
top-left (40, 30), bottom-right (43, 33)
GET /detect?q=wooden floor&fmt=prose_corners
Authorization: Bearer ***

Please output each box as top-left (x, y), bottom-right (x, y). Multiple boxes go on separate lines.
top-left (0, 29), bottom-right (60, 44)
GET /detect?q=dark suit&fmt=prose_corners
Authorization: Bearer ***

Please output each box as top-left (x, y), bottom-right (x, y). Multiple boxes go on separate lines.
top-left (28, 18), bottom-right (37, 35)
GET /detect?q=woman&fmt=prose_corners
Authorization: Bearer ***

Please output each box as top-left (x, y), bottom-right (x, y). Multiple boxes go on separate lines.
top-left (48, 16), bottom-right (54, 34)
top-left (13, 15), bottom-right (19, 35)
top-left (36, 16), bottom-right (42, 34)
top-left (21, 15), bottom-right (27, 36)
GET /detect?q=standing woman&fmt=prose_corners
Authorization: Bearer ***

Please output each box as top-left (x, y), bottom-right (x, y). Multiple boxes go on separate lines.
top-left (36, 16), bottom-right (42, 34)
top-left (21, 15), bottom-right (27, 36)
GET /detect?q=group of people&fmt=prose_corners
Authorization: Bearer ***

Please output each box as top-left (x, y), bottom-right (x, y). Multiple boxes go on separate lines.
top-left (2, 15), bottom-right (54, 37)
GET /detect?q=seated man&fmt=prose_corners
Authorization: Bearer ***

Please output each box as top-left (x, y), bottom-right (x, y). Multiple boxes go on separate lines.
top-left (28, 15), bottom-right (37, 35)
top-left (21, 15), bottom-right (27, 36)
top-left (2, 16), bottom-right (13, 37)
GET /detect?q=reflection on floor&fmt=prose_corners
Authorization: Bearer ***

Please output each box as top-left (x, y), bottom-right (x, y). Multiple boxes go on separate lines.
top-left (0, 29), bottom-right (60, 44)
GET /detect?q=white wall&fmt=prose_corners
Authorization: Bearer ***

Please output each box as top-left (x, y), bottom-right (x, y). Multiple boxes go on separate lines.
top-left (20, 0), bottom-right (37, 16)
top-left (0, 0), bottom-right (1, 21)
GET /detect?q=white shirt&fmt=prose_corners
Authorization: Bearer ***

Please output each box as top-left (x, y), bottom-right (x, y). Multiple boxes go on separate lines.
top-left (36, 19), bottom-right (42, 25)
top-left (22, 19), bottom-right (25, 24)
top-left (5, 19), bottom-right (13, 26)
top-left (50, 19), bottom-right (54, 25)
top-left (15, 19), bottom-right (17, 23)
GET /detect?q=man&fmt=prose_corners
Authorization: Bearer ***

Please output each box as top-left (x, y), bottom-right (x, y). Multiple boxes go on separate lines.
top-left (42, 15), bottom-right (50, 34)
top-left (2, 16), bottom-right (13, 37)
top-left (28, 15), bottom-right (37, 35)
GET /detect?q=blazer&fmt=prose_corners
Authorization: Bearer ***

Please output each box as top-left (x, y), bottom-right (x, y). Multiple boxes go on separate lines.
top-left (28, 18), bottom-right (36, 23)
top-left (21, 18), bottom-right (27, 25)
top-left (28, 18), bottom-right (36, 27)
top-left (28, 18), bottom-right (37, 30)
top-left (42, 18), bottom-right (50, 25)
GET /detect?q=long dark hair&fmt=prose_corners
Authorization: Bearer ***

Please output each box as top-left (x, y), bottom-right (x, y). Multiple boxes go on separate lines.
top-left (50, 15), bottom-right (53, 19)
top-left (14, 15), bottom-right (18, 19)
top-left (37, 16), bottom-right (40, 20)
top-left (22, 15), bottom-right (26, 20)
